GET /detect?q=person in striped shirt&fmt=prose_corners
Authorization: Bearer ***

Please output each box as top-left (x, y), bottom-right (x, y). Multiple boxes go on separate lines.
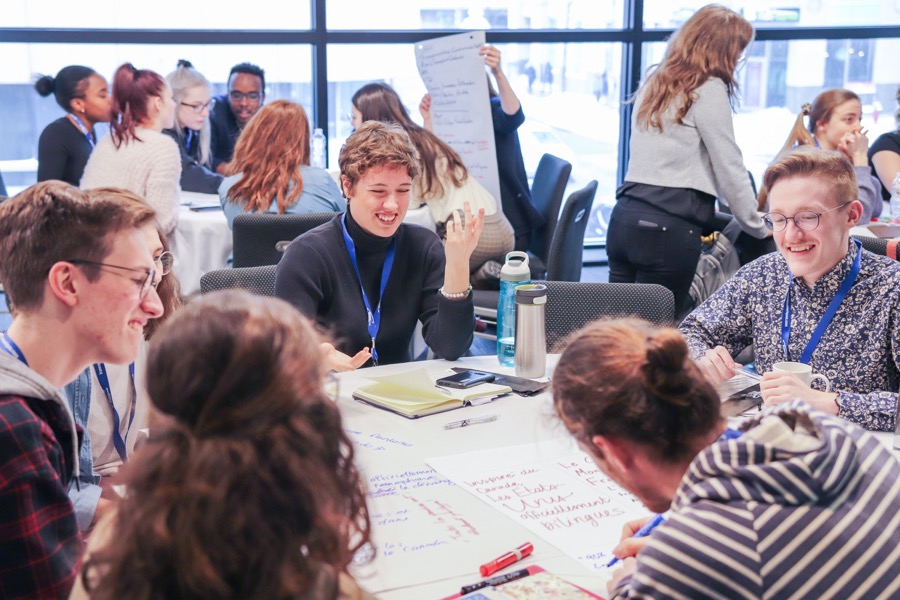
top-left (553, 317), bottom-right (900, 599)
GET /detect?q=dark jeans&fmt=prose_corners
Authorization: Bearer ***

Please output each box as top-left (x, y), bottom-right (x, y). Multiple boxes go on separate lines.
top-left (607, 198), bottom-right (702, 320)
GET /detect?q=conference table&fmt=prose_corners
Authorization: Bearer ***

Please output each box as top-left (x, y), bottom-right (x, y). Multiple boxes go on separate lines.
top-left (171, 192), bottom-right (437, 297)
top-left (335, 355), bottom-right (899, 599)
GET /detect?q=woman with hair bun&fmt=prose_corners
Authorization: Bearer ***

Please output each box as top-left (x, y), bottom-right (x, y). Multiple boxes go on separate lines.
top-left (553, 317), bottom-right (900, 598)
top-left (164, 59), bottom-right (223, 194)
top-left (34, 65), bottom-right (111, 185)
top-left (81, 62), bottom-right (181, 234)
top-left (72, 290), bottom-right (374, 599)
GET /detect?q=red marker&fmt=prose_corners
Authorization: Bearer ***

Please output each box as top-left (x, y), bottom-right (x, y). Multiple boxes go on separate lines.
top-left (479, 542), bottom-right (534, 577)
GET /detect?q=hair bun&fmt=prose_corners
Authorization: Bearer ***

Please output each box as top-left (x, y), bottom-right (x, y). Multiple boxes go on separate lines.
top-left (177, 59), bottom-right (194, 69)
top-left (34, 74), bottom-right (56, 97)
top-left (641, 330), bottom-right (692, 407)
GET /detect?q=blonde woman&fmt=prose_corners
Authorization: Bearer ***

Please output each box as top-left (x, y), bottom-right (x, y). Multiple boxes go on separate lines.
top-left (164, 59), bottom-right (223, 194)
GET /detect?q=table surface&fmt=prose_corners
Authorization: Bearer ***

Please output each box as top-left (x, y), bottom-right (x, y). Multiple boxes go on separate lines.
top-left (335, 355), bottom-right (898, 599)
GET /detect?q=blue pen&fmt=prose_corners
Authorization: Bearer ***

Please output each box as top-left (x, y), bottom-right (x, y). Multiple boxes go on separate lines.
top-left (607, 513), bottom-right (666, 567)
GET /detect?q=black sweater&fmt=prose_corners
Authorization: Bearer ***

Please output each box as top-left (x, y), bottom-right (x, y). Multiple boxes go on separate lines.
top-left (37, 117), bottom-right (94, 186)
top-left (275, 213), bottom-right (474, 365)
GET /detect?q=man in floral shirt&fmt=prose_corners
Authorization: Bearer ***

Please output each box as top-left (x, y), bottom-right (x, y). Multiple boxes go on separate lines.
top-left (680, 147), bottom-right (899, 431)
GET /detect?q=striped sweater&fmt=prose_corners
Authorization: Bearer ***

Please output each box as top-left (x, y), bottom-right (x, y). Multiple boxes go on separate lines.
top-left (612, 401), bottom-right (900, 599)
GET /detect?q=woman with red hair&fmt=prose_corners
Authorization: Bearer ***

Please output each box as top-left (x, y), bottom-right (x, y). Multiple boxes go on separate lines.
top-left (81, 63), bottom-right (181, 234)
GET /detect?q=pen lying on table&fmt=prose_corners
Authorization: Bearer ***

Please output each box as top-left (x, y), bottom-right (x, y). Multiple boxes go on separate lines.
top-left (443, 414), bottom-right (499, 430)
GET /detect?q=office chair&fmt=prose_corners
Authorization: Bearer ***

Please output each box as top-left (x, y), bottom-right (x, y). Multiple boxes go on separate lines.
top-left (232, 212), bottom-right (339, 268)
top-left (545, 180), bottom-right (598, 282)
top-left (855, 235), bottom-right (896, 258)
top-left (542, 281), bottom-right (675, 352)
top-left (200, 265), bottom-right (278, 297)
top-left (527, 153), bottom-right (572, 277)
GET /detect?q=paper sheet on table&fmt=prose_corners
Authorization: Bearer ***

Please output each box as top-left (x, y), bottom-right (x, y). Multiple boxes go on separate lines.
top-left (351, 462), bottom-right (537, 593)
top-left (414, 31), bottom-right (501, 204)
top-left (427, 440), bottom-right (647, 573)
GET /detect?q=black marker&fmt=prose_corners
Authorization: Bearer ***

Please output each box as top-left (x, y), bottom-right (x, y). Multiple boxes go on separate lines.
top-left (459, 567), bottom-right (531, 595)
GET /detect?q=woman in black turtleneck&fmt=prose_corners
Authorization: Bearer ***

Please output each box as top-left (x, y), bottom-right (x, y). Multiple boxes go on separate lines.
top-left (275, 121), bottom-right (484, 370)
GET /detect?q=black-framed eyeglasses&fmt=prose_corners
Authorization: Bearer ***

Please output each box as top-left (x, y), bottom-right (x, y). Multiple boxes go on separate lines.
top-left (762, 201), bottom-right (852, 232)
top-left (228, 91), bottom-right (262, 103)
top-left (68, 260), bottom-right (157, 300)
top-left (154, 251), bottom-right (174, 276)
top-left (180, 99), bottom-right (214, 114)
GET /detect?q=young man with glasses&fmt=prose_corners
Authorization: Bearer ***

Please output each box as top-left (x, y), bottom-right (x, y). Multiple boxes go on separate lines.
top-left (209, 62), bottom-right (266, 175)
top-left (0, 181), bottom-right (163, 597)
top-left (680, 147), bottom-right (900, 431)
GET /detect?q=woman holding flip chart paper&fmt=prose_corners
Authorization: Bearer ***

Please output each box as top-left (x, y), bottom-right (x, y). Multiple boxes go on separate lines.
top-left (71, 291), bottom-right (375, 599)
top-left (275, 121), bottom-right (483, 371)
top-left (350, 82), bottom-right (512, 272)
top-left (552, 318), bottom-right (900, 598)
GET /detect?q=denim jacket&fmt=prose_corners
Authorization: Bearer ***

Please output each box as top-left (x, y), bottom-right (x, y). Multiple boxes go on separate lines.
top-left (63, 368), bottom-right (101, 531)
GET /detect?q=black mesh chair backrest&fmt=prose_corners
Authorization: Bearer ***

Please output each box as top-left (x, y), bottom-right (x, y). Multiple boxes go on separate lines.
top-left (855, 235), bottom-right (888, 256)
top-left (545, 180), bottom-right (598, 282)
top-left (528, 153), bottom-right (572, 265)
top-left (200, 265), bottom-right (278, 297)
top-left (232, 212), bottom-right (339, 268)
top-left (542, 280), bottom-right (675, 352)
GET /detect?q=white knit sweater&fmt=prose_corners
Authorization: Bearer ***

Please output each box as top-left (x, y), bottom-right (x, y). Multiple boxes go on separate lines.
top-left (81, 128), bottom-right (182, 233)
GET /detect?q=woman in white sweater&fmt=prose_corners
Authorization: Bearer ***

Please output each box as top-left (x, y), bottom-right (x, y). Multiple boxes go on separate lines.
top-left (82, 63), bottom-right (181, 234)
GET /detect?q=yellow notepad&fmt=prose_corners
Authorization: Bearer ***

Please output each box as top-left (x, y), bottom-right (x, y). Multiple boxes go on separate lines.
top-left (352, 368), bottom-right (512, 419)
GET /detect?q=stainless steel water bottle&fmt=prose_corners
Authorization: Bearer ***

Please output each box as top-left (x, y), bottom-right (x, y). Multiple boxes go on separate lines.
top-left (514, 284), bottom-right (547, 378)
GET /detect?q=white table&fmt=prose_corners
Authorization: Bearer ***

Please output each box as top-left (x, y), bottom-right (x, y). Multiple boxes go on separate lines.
top-left (171, 192), bottom-right (437, 297)
top-left (172, 195), bottom-right (231, 297)
top-left (335, 355), bottom-right (614, 599)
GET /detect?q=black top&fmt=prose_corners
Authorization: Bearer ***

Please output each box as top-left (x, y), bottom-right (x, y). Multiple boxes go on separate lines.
top-left (163, 128), bottom-right (224, 194)
top-left (492, 98), bottom-right (544, 244)
top-left (274, 212), bottom-right (474, 365)
top-left (208, 94), bottom-right (241, 171)
top-left (37, 117), bottom-right (95, 186)
top-left (868, 130), bottom-right (900, 201)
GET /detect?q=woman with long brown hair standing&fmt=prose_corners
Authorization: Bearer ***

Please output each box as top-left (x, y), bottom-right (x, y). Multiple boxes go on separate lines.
top-left (219, 99), bottom-right (345, 230)
top-left (606, 4), bottom-right (769, 319)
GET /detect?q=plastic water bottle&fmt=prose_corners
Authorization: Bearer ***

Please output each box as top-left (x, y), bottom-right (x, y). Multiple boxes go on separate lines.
top-left (891, 173), bottom-right (900, 220)
top-left (514, 283), bottom-right (548, 378)
top-left (497, 251), bottom-right (531, 367)
top-left (311, 128), bottom-right (326, 169)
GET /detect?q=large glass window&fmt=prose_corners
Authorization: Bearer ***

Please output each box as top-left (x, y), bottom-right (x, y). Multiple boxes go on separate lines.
top-left (5, 0), bottom-right (310, 29)
top-left (643, 0), bottom-right (900, 29)
top-left (327, 0), bottom-right (624, 30)
top-left (0, 43), bottom-right (312, 194)
top-left (328, 42), bottom-right (621, 243)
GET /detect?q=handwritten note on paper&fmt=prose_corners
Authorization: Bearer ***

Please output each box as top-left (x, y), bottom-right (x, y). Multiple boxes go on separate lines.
top-left (352, 464), bottom-right (533, 593)
top-left (415, 31), bottom-right (502, 203)
top-left (427, 440), bottom-right (648, 572)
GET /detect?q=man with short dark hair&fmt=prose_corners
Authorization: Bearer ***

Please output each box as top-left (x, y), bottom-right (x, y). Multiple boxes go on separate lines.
top-left (209, 62), bottom-right (266, 174)
top-left (681, 146), bottom-right (900, 431)
top-left (0, 181), bottom-right (163, 598)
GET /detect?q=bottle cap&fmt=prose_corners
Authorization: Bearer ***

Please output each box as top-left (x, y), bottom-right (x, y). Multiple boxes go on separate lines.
top-left (500, 251), bottom-right (530, 282)
top-left (515, 283), bottom-right (547, 304)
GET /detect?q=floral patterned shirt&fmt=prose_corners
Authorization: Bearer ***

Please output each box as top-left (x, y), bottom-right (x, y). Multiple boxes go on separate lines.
top-left (679, 241), bottom-right (900, 431)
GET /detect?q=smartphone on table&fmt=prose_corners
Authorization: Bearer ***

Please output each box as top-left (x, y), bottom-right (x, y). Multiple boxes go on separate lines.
top-left (435, 369), bottom-right (496, 389)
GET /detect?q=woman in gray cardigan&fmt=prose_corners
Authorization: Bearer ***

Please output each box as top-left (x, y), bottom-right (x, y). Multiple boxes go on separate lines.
top-left (607, 5), bottom-right (769, 319)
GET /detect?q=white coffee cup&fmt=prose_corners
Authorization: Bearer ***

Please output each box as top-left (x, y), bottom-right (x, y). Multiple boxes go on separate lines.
top-left (772, 361), bottom-right (831, 391)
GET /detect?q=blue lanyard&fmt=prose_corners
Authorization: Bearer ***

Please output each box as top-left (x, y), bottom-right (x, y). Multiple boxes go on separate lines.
top-left (780, 239), bottom-right (862, 364)
top-left (340, 213), bottom-right (396, 366)
top-left (68, 113), bottom-right (95, 148)
top-left (185, 129), bottom-right (195, 155)
top-left (93, 363), bottom-right (136, 461)
top-left (0, 333), bottom-right (28, 366)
